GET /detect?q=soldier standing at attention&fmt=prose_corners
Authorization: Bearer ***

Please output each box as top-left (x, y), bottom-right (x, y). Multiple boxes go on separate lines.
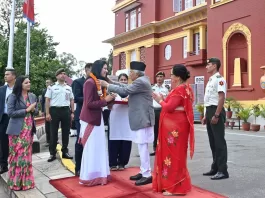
top-left (45, 68), bottom-right (74, 162)
top-left (150, 71), bottom-right (168, 156)
top-left (202, 58), bottom-right (229, 180)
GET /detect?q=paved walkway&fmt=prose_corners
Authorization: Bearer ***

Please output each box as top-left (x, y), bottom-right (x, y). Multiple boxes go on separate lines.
top-left (0, 181), bottom-right (8, 198)
top-left (0, 150), bottom-right (73, 198)
top-left (1, 123), bottom-right (265, 197)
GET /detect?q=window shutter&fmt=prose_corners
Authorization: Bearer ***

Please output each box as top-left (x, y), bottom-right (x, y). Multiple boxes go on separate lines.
top-left (183, 37), bottom-right (187, 58)
top-left (125, 18), bottom-right (129, 32)
top-left (189, 0), bottom-right (193, 8)
top-left (195, 33), bottom-right (200, 55)
top-left (131, 50), bottom-right (136, 61)
top-left (138, 12), bottom-right (141, 27)
top-left (173, 0), bottom-right (182, 12)
top-left (130, 10), bottom-right (136, 30)
top-left (185, 0), bottom-right (189, 10)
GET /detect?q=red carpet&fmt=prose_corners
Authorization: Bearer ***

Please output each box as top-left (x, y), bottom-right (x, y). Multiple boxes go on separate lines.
top-left (49, 167), bottom-right (227, 198)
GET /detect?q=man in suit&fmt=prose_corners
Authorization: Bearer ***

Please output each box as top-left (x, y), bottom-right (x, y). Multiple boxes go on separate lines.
top-left (100, 61), bottom-right (155, 186)
top-left (71, 63), bottom-right (92, 176)
top-left (0, 69), bottom-right (16, 174)
top-left (41, 79), bottom-right (53, 147)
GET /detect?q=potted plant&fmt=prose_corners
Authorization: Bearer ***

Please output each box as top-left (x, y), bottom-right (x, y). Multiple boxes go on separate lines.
top-left (232, 101), bottom-right (243, 118)
top-left (225, 97), bottom-right (235, 119)
top-left (237, 108), bottom-right (252, 131)
top-left (260, 105), bottom-right (265, 130)
top-left (251, 104), bottom-right (261, 132)
top-left (195, 104), bottom-right (204, 121)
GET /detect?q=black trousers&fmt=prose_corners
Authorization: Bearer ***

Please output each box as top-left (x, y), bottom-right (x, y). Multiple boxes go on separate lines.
top-left (206, 106), bottom-right (228, 173)
top-left (103, 109), bottom-right (110, 126)
top-left (107, 126), bottom-right (132, 167)
top-left (44, 113), bottom-right (51, 143)
top-left (153, 109), bottom-right (161, 151)
top-left (49, 107), bottom-right (70, 156)
top-left (75, 119), bottom-right (83, 172)
top-left (71, 120), bottom-right (76, 130)
top-left (0, 114), bottom-right (9, 167)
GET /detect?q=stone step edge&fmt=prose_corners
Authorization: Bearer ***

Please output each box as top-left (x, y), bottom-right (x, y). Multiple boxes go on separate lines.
top-left (0, 172), bottom-right (46, 198)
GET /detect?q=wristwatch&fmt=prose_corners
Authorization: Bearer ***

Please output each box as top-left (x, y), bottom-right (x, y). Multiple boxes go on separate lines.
top-left (214, 114), bottom-right (220, 118)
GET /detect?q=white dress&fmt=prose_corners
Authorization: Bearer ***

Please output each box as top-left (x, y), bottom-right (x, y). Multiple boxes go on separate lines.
top-left (109, 95), bottom-right (134, 141)
top-left (79, 115), bottom-right (110, 186)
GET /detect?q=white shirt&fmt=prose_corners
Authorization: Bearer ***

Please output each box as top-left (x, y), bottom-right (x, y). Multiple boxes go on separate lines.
top-left (152, 84), bottom-right (169, 109)
top-left (204, 72), bottom-right (226, 108)
top-left (109, 95), bottom-right (134, 141)
top-left (4, 85), bottom-right (14, 113)
top-left (45, 82), bottom-right (74, 107)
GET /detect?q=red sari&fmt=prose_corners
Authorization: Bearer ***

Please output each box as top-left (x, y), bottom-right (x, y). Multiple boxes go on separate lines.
top-left (152, 84), bottom-right (194, 195)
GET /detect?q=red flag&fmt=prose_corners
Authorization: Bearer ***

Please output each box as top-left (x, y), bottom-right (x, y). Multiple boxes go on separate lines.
top-left (23, 0), bottom-right (34, 24)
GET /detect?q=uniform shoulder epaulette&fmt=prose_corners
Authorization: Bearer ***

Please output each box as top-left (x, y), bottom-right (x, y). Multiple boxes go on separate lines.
top-left (216, 75), bottom-right (222, 78)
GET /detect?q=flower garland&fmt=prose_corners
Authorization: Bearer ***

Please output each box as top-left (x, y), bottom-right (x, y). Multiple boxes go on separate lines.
top-left (90, 73), bottom-right (107, 99)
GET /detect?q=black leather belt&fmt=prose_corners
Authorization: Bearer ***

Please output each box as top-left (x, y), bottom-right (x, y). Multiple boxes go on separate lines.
top-left (206, 105), bottom-right (217, 108)
top-left (50, 106), bottom-right (69, 109)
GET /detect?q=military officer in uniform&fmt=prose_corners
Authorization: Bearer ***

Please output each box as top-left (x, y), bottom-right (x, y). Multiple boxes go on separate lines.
top-left (150, 71), bottom-right (169, 156)
top-left (45, 68), bottom-right (74, 162)
top-left (202, 58), bottom-right (229, 180)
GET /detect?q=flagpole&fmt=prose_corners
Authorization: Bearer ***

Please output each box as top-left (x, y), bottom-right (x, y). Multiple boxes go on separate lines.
top-left (6, 0), bottom-right (16, 70)
top-left (25, 21), bottom-right (30, 76)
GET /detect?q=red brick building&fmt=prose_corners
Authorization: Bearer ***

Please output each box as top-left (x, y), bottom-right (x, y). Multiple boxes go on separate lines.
top-left (103, 0), bottom-right (265, 105)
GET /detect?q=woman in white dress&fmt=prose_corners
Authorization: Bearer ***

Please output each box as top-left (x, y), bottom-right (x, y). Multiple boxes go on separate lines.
top-left (78, 60), bottom-right (116, 186)
top-left (108, 74), bottom-right (133, 171)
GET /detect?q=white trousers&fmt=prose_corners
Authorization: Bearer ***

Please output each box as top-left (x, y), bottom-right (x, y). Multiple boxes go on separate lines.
top-left (138, 143), bottom-right (151, 177)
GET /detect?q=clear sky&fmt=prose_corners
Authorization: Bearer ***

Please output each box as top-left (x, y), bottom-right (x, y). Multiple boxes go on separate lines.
top-left (35, 0), bottom-right (115, 63)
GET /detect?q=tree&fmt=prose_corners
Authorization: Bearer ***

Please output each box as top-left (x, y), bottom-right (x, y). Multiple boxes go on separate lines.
top-left (100, 49), bottom-right (113, 75)
top-left (74, 60), bottom-right (86, 78)
top-left (57, 52), bottom-right (77, 77)
top-left (107, 49), bottom-right (113, 75)
top-left (0, 0), bottom-right (23, 38)
top-left (0, 21), bottom-right (72, 95)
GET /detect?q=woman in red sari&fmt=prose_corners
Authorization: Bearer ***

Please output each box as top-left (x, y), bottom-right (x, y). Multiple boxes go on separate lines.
top-left (152, 64), bottom-right (194, 196)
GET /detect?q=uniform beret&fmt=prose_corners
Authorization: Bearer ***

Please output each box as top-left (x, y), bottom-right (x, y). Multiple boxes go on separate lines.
top-left (156, 71), bottom-right (165, 77)
top-left (55, 68), bottom-right (65, 76)
top-left (207, 58), bottom-right (221, 66)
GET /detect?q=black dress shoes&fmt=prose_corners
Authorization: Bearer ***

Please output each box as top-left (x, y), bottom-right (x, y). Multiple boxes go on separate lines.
top-left (211, 172), bottom-right (229, 180)
top-left (75, 170), bottom-right (80, 177)
top-left (0, 166), bottom-right (8, 174)
top-left (62, 153), bottom-right (73, 159)
top-left (203, 169), bottom-right (217, 176)
top-left (135, 176), bottom-right (152, 186)
top-left (47, 155), bottom-right (56, 162)
top-left (150, 152), bottom-right (156, 156)
top-left (130, 173), bottom-right (142, 181)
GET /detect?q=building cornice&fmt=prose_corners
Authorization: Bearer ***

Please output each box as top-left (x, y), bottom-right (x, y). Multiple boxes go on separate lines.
top-left (103, 4), bottom-right (207, 47)
top-left (182, 22), bottom-right (207, 30)
top-left (112, 31), bottom-right (187, 56)
top-left (210, 0), bottom-right (234, 9)
top-left (112, 0), bottom-right (138, 13)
